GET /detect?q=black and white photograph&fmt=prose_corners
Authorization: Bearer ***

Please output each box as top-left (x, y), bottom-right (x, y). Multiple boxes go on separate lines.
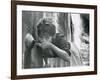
top-left (11, 1), bottom-right (97, 79)
top-left (22, 11), bottom-right (90, 69)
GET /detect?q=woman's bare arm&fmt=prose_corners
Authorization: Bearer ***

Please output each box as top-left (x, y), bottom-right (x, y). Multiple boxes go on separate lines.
top-left (50, 43), bottom-right (70, 62)
top-left (40, 41), bottom-right (70, 62)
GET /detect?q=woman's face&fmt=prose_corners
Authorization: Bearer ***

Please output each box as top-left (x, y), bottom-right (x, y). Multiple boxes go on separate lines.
top-left (38, 35), bottom-right (52, 43)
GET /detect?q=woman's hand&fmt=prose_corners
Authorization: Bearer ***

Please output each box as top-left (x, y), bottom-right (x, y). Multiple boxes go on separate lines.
top-left (40, 41), bottom-right (52, 50)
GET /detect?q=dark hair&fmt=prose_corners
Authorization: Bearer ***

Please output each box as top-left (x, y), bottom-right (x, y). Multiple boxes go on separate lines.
top-left (37, 18), bottom-right (56, 38)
